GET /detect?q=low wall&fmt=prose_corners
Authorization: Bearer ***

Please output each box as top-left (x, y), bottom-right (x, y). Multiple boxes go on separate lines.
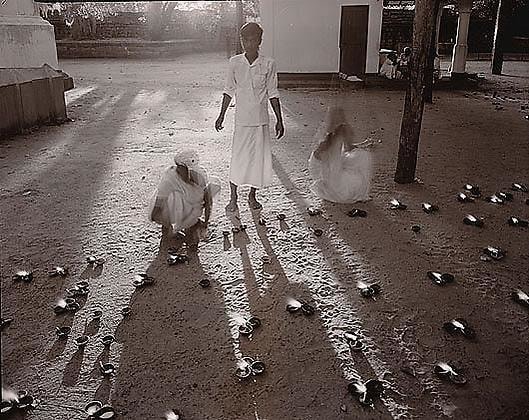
top-left (56, 39), bottom-right (221, 59)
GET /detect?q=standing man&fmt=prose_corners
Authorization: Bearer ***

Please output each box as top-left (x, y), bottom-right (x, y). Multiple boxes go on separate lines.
top-left (215, 22), bottom-right (284, 211)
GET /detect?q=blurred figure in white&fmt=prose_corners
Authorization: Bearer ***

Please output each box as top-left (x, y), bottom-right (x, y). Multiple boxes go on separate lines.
top-left (309, 107), bottom-right (373, 203)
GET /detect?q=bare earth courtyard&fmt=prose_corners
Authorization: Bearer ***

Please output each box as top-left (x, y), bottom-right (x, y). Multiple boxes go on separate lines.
top-left (1, 53), bottom-right (528, 420)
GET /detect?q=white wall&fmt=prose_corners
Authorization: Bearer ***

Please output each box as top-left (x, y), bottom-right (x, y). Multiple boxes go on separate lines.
top-left (0, 0), bottom-right (58, 68)
top-left (260, 0), bottom-right (383, 74)
top-left (0, 0), bottom-right (36, 16)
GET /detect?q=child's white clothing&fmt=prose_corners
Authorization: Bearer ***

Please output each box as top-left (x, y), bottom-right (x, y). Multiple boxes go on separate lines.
top-left (309, 129), bottom-right (373, 204)
top-left (148, 165), bottom-right (220, 232)
top-left (224, 53), bottom-right (279, 187)
top-left (379, 58), bottom-right (397, 79)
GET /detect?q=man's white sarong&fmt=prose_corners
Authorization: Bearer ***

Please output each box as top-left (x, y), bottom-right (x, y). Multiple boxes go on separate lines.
top-left (224, 54), bottom-right (279, 189)
top-left (230, 125), bottom-right (273, 188)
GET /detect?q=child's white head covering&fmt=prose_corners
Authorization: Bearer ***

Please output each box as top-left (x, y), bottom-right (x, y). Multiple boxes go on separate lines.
top-left (174, 150), bottom-right (199, 168)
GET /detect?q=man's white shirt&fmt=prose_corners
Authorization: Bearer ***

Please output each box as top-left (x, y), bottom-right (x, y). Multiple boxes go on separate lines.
top-left (224, 54), bottom-right (280, 127)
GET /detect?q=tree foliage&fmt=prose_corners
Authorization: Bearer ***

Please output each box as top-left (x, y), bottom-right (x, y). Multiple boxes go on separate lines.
top-left (146, 2), bottom-right (179, 40)
top-left (43, 1), bottom-right (260, 41)
top-left (42, 2), bottom-right (142, 22)
top-left (438, 0), bottom-right (528, 19)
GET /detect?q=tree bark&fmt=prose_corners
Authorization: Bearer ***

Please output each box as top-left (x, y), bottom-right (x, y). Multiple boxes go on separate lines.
top-left (424, 0), bottom-right (441, 104)
top-left (147, 3), bottom-right (162, 41)
top-left (235, 0), bottom-right (244, 54)
top-left (491, 0), bottom-right (511, 75)
top-left (160, 2), bottom-right (177, 39)
top-left (394, 0), bottom-right (439, 184)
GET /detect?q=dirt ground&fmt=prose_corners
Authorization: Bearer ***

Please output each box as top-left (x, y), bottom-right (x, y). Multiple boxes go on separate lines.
top-left (1, 53), bottom-right (528, 420)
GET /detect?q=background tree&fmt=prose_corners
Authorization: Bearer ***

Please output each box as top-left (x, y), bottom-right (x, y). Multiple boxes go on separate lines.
top-left (40, 0), bottom-right (262, 42)
top-left (423, 1), bottom-right (441, 103)
top-left (394, 0), bottom-right (439, 184)
top-left (41, 2), bottom-right (142, 39)
top-left (146, 2), bottom-right (178, 41)
top-left (235, 0), bottom-right (244, 53)
top-left (491, 0), bottom-right (512, 74)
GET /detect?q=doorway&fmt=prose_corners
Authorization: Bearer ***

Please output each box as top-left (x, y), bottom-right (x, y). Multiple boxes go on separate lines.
top-left (339, 5), bottom-right (369, 75)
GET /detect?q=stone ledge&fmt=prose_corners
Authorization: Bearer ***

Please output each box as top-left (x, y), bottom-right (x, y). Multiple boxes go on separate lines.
top-left (0, 65), bottom-right (73, 137)
top-left (278, 73), bottom-right (366, 89)
top-left (0, 64), bottom-right (63, 86)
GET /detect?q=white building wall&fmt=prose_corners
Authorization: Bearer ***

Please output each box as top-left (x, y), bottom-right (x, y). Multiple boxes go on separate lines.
top-left (260, 0), bottom-right (382, 74)
top-left (0, 0), bottom-right (58, 68)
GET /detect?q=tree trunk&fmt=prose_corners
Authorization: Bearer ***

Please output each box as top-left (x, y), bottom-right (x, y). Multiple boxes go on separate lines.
top-left (160, 2), bottom-right (177, 40)
top-left (424, 0), bottom-right (441, 104)
top-left (147, 3), bottom-right (163, 41)
top-left (394, 0), bottom-right (438, 184)
top-left (235, 0), bottom-right (244, 54)
top-left (492, 0), bottom-right (511, 75)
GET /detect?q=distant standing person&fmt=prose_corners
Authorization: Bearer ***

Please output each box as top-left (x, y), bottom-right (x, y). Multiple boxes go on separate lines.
top-left (215, 22), bottom-right (285, 211)
top-left (397, 47), bottom-right (412, 79)
top-left (433, 53), bottom-right (441, 81)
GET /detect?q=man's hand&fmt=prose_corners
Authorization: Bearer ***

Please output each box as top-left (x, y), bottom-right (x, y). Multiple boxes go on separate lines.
top-left (269, 98), bottom-right (284, 139)
top-left (275, 120), bottom-right (285, 139)
top-left (215, 115), bottom-right (224, 131)
top-left (215, 94), bottom-right (232, 132)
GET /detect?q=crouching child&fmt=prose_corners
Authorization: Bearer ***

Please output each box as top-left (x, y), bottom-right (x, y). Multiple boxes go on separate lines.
top-left (148, 150), bottom-right (220, 245)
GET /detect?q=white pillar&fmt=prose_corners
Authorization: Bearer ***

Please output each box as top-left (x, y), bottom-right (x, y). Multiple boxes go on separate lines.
top-left (0, 0), bottom-right (58, 68)
top-left (450, 0), bottom-right (472, 75)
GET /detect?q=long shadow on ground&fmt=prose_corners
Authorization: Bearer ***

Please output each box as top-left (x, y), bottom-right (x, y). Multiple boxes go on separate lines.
top-left (221, 208), bottom-right (383, 419)
top-left (0, 90), bottom-right (137, 396)
top-left (110, 232), bottom-right (247, 419)
top-left (270, 89), bottom-right (529, 419)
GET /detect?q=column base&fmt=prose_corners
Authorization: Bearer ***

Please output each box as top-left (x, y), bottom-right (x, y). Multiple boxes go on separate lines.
top-left (0, 15), bottom-right (58, 68)
top-left (451, 44), bottom-right (468, 74)
top-left (0, 65), bottom-right (73, 137)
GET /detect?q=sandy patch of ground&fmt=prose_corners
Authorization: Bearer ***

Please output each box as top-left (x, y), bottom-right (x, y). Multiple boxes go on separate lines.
top-left (1, 54), bottom-right (528, 419)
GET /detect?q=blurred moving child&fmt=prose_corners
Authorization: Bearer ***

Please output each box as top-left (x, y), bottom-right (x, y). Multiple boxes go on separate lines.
top-left (309, 107), bottom-right (373, 203)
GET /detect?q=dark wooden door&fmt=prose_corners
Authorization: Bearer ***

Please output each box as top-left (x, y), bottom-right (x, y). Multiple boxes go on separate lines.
top-left (339, 5), bottom-right (369, 75)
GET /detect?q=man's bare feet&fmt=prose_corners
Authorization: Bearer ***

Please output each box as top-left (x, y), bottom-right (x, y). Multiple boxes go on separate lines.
top-left (225, 200), bottom-right (238, 212)
top-left (248, 187), bottom-right (262, 210)
top-left (226, 182), bottom-right (239, 212)
top-left (248, 196), bottom-right (262, 210)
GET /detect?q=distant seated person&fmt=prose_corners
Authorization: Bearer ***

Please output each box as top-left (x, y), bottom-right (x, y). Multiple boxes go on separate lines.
top-left (433, 53), bottom-right (441, 81)
top-left (397, 47), bottom-right (412, 79)
top-left (379, 52), bottom-right (398, 79)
